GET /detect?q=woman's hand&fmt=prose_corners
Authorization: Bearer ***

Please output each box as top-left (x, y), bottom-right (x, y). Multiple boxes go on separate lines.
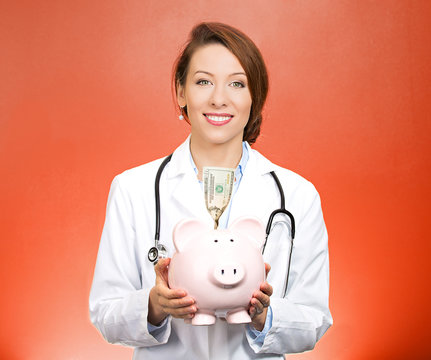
top-left (148, 258), bottom-right (197, 326)
top-left (249, 263), bottom-right (273, 331)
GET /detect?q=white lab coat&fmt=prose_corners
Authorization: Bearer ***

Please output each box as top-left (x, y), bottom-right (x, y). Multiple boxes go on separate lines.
top-left (89, 137), bottom-right (332, 359)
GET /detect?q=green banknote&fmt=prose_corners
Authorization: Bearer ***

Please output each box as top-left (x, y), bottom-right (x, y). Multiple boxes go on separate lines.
top-left (203, 167), bottom-right (235, 229)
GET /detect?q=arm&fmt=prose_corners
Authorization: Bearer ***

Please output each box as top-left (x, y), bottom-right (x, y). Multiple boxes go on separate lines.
top-left (89, 176), bottom-right (197, 347)
top-left (246, 183), bottom-right (333, 354)
top-left (89, 176), bottom-right (168, 346)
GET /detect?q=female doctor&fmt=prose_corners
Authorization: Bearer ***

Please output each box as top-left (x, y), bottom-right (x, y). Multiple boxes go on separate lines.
top-left (89, 22), bottom-right (332, 359)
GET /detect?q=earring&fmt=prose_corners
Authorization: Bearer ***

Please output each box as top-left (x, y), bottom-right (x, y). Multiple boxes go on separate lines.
top-left (179, 106), bottom-right (185, 121)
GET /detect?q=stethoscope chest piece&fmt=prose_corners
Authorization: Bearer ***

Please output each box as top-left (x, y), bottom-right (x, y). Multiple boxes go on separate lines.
top-left (148, 243), bottom-right (168, 264)
top-left (148, 247), bottom-right (158, 263)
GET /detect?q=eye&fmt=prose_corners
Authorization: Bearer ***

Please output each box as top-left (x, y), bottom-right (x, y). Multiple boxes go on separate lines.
top-left (230, 239), bottom-right (234, 242)
top-left (230, 81), bottom-right (245, 88)
top-left (197, 79), bottom-right (212, 86)
top-left (214, 239), bottom-right (218, 243)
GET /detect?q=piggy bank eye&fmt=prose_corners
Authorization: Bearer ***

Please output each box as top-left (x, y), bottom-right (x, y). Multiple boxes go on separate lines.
top-left (214, 239), bottom-right (218, 243)
top-left (230, 239), bottom-right (234, 242)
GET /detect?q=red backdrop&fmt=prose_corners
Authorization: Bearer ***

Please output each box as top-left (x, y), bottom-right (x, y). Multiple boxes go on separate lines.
top-left (1, 1), bottom-right (430, 359)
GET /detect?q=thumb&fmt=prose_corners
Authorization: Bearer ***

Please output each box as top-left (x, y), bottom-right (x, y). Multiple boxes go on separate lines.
top-left (154, 257), bottom-right (171, 283)
top-left (264, 263), bottom-right (271, 278)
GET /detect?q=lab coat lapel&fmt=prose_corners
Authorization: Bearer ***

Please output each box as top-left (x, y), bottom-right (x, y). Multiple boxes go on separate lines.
top-left (167, 138), bottom-right (213, 225)
top-left (229, 144), bottom-right (277, 224)
top-left (170, 173), bottom-right (210, 222)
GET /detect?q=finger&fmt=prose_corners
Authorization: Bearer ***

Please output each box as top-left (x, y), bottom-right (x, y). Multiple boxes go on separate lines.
top-left (164, 303), bottom-right (197, 316)
top-left (154, 258), bottom-right (171, 282)
top-left (162, 302), bottom-right (198, 319)
top-left (248, 305), bottom-right (257, 318)
top-left (264, 263), bottom-right (271, 278)
top-left (260, 281), bottom-right (273, 297)
top-left (157, 283), bottom-right (187, 300)
top-left (250, 298), bottom-right (264, 314)
top-left (158, 294), bottom-right (195, 309)
top-left (154, 257), bottom-right (170, 270)
top-left (252, 290), bottom-right (271, 308)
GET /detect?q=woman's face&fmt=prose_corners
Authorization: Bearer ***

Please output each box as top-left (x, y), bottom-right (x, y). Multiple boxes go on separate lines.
top-left (177, 44), bottom-right (252, 148)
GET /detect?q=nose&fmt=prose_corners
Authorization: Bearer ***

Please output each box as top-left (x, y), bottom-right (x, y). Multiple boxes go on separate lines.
top-left (212, 263), bottom-right (245, 286)
top-left (210, 85), bottom-right (228, 108)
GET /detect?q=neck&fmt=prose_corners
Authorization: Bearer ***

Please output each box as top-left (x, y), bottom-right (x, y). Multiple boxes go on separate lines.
top-left (190, 137), bottom-right (243, 180)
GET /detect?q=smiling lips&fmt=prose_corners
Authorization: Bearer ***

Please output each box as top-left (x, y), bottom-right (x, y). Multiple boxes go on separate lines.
top-left (204, 113), bottom-right (233, 126)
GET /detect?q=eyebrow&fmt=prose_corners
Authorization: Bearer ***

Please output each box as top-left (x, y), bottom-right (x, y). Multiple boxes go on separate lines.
top-left (194, 70), bottom-right (247, 77)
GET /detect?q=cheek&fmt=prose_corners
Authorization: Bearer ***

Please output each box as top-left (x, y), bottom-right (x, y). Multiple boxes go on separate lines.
top-left (185, 90), bottom-right (206, 113)
top-left (238, 96), bottom-right (252, 118)
top-left (235, 90), bottom-right (252, 109)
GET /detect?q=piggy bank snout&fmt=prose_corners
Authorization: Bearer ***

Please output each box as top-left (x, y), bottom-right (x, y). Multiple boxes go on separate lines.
top-left (212, 263), bottom-right (245, 287)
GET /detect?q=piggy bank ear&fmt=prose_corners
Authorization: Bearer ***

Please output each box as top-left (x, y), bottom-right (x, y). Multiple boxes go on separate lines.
top-left (229, 216), bottom-right (265, 250)
top-left (173, 218), bottom-right (208, 252)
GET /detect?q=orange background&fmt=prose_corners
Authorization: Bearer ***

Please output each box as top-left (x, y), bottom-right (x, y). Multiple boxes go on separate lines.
top-left (1, 1), bottom-right (430, 359)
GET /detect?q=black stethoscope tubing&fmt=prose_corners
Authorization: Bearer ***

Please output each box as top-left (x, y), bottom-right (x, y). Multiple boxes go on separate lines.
top-left (148, 154), bottom-right (296, 296)
top-left (154, 154), bottom-right (173, 244)
top-left (147, 154), bottom-right (173, 264)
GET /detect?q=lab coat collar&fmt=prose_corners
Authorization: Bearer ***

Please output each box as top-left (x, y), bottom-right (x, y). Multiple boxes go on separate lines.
top-left (243, 141), bottom-right (277, 176)
top-left (167, 136), bottom-right (210, 223)
top-left (166, 135), bottom-right (192, 179)
top-left (167, 135), bottom-right (277, 179)
top-left (228, 142), bottom-right (278, 223)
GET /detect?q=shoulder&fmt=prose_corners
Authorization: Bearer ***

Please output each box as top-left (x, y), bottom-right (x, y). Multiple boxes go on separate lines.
top-left (103, 157), bottom-right (166, 207)
top-left (109, 137), bottom-right (189, 196)
top-left (116, 157), bottom-right (166, 187)
top-left (250, 148), bottom-right (321, 215)
top-left (252, 149), bottom-right (324, 227)
top-left (251, 148), bottom-right (317, 193)
top-left (114, 137), bottom-right (190, 187)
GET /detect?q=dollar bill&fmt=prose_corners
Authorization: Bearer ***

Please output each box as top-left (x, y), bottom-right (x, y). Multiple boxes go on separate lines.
top-left (203, 167), bottom-right (235, 229)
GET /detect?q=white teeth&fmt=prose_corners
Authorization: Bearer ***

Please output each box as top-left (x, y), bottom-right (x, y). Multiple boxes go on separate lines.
top-left (206, 115), bottom-right (232, 121)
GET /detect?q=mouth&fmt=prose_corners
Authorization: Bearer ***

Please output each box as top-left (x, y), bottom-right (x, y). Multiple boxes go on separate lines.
top-left (204, 113), bottom-right (233, 126)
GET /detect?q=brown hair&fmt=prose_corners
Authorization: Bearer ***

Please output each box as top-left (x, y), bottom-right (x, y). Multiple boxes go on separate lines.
top-left (173, 22), bottom-right (269, 144)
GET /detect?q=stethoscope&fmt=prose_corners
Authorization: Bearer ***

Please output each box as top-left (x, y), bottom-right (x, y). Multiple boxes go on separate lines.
top-left (148, 154), bottom-right (296, 296)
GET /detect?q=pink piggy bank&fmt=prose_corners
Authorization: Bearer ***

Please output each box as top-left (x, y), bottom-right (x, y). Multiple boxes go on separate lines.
top-left (168, 216), bottom-right (266, 325)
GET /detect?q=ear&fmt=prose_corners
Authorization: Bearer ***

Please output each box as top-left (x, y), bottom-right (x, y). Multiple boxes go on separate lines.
top-left (176, 81), bottom-right (186, 108)
top-left (229, 216), bottom-right (265, 250)
top-left (173, 218), bottom-right (208, 252)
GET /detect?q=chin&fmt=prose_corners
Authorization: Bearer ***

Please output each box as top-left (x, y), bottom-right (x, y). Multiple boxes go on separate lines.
top-left (205, 134), bottom-right (241, 147)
